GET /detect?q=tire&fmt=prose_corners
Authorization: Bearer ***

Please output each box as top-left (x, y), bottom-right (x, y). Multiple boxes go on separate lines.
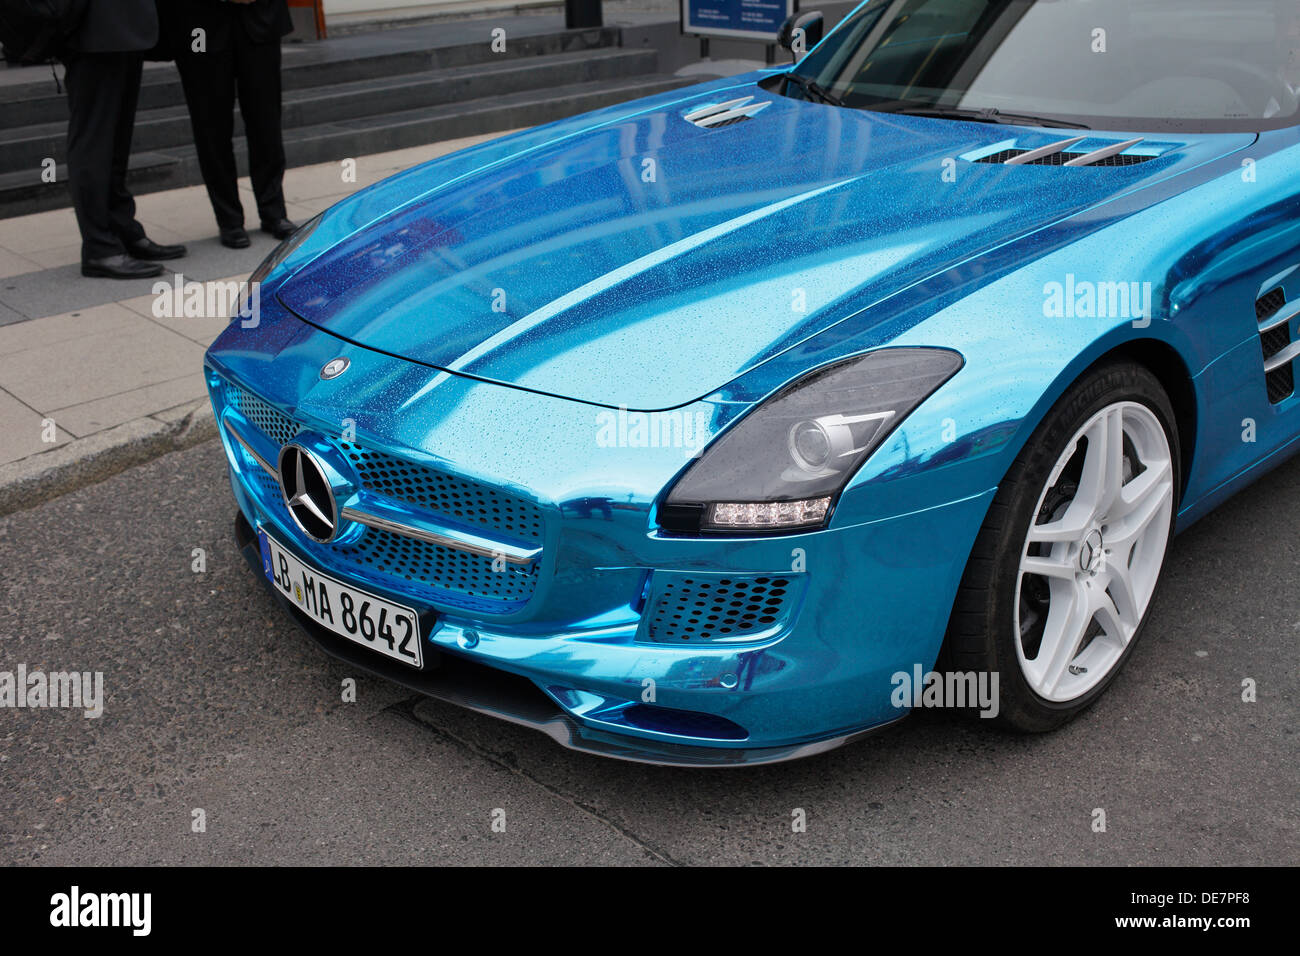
top-left (942, 360), bottom-right (1181, 732)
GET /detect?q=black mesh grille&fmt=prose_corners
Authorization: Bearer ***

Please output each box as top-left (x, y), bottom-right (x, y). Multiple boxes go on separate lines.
top-left (975, 149), bottom-right (1023, 165)
top-left (1258, 288), bottom-right (1294, 405)
top-left (1074, 152), bottom-right (1153, 167)
top-left (334, 526), bottom-right (538, 611)
top-left (1267, 367), bottom-right (1295, 404)
top-left (700, 114), bottom-right (751, 128)
top-left (642, 574), bottom-right (799, 644)
top-left (1261, 324), bottom-right (1290, 360)
top-left (226, 385), bottom-right (300, 447)
top-left (1257, 287), bottom-right (1287, 322)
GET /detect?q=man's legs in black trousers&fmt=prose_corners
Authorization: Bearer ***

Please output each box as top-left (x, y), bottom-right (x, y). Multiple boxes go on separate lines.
top-left (176, 48), bottom-right (243, 230)
top-left (235, 38), bottom-right (288, 226)
top-left (65, 52), bottom-right (148, 262)
top-left (177, 36), bottom-right (288, 232)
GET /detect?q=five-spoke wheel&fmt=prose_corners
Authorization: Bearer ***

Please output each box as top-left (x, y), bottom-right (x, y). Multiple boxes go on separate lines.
top-left (944, 361), bottom-right (1180, 731)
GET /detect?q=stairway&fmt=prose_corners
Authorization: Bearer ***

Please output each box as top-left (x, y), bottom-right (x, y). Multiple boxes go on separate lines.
top-left (0, 21), bottom-right (695, 219)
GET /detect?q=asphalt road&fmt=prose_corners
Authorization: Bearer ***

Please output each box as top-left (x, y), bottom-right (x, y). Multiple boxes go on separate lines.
top-left (1, 439), bottom-right (1296, 866)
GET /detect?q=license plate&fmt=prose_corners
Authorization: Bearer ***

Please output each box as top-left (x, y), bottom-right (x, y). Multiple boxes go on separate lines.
top-left (258, 527), bottom-right (423, 668)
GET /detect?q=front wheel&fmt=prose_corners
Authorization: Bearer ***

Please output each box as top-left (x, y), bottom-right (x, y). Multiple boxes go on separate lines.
top-left (943, 361), bottom-right (1180, 732)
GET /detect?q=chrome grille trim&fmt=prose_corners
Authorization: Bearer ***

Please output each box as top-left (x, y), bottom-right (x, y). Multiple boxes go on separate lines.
top-left (340, 507), bottom-right (540, 566)
top-left (224, 417), bottom-right (278, 477)
top-left (222, 414), bottom-right (538, 567)
top-left (337, 441), bottom-right (544, 543)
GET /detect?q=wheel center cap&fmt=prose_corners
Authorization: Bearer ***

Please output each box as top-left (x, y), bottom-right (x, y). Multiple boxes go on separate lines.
top-left (1078, 528), bottom-right (1105, 573)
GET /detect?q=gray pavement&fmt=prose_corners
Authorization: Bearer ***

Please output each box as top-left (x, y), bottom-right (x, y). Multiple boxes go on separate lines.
top-left (1, 440), bottom-right (1296, 866)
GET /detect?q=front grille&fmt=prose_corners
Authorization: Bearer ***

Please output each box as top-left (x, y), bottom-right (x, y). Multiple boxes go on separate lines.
top-left (334, 525), bottom-right (538, 612)
top-left (248, 461), bottom-right (283, 505)
top-left (226, 385), bottom-right (300, 447)
top-left (339, 442), bottom-right (543, 542)
top-left (640, 573), bottom-right (803, 644)
top-left (220, 380), bottom-right (544, 613)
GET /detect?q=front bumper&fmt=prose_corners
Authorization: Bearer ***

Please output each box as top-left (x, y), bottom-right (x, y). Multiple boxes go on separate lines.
top-left (235, 512), bottom-right (899, 767)
top-left (207, 316), bottom-right (995, 765)
top-left (224, 456), bottom-right (992, 765)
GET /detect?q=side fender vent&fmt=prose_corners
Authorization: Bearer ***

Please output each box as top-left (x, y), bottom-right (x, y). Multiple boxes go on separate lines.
top-left (1257, 282), bottom-right (1300, 404)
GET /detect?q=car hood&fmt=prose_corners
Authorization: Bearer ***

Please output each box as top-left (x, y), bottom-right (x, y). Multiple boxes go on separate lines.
top-left (277, 76), bottom-right (1251, 409)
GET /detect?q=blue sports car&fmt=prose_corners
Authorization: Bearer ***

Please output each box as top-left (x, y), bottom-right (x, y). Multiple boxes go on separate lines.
top-left (205, 0), bottom-right (1300, 765)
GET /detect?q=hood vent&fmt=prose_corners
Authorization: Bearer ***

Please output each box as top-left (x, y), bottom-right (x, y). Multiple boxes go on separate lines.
top-left (1257, 278), bottom-right (1300, 404)
top-left (683, 96), bottom-right (772, 129)
top-left (976, 137), bottom-right (1154, 167)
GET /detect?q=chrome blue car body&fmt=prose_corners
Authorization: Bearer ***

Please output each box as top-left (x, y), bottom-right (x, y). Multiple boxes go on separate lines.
top-left (205, 15), bottom-right (1300, 764)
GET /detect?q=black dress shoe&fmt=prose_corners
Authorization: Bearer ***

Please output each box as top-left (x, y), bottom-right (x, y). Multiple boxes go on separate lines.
top-left (127, 237), bottom-right (187, 261)
top-left (261, 217), bottom-right (297, 240)
top-left (220, 226), bottom-right (250, 249)
top-left (81, 254), bottom-right (165, 279)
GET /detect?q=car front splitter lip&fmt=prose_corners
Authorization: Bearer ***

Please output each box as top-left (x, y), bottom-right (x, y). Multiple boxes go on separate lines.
top-left (234, 512), bottom-right (903, 768)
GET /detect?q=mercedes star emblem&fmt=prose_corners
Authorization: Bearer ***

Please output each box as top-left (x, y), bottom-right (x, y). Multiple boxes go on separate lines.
top-left (320, 357), bottom-right (350, 380)
top-left (278, 445), bottom-right (338, 542)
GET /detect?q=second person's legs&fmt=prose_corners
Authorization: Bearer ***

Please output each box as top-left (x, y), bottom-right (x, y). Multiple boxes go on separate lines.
top-left (177, 46), bottom-right (244, 233)
top-left (234, 35), bottom-right (290, 235)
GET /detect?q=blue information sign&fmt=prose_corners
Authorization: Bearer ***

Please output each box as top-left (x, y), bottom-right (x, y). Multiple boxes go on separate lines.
top-left (681, 0), bottom-right (796, 42)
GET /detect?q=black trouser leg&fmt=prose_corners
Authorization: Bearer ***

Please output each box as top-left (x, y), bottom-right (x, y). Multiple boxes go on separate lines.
top-left (65, 52), bottom-right (148, 261)
top-left (108, 55), bottom-right (146, 248)
top-left (234, 38), bottom-right (287, 224)
top-left (176, 48), bottom-right (243, 230)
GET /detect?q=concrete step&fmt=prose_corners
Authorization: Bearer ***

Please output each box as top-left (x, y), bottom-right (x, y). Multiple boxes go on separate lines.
top-left (0, 47), bottom-right (659, 173)
top-left (0, 72), bottom-right (696, 219)
top-left (0, 23), bottom-right (620, 128)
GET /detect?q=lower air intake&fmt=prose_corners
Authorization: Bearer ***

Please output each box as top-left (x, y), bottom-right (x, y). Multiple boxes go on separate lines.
top-left (640, 572), bottom-right (804, 644)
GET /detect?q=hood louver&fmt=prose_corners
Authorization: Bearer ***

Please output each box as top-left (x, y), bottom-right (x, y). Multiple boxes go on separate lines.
top-left (683, 96), bottom-right (772, 129)
top-left (976, 136), bottom-right (1155, 167)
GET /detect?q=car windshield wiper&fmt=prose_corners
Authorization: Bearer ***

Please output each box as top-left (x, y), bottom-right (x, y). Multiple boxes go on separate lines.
top-left (783, 73), bottom-right (845, 108)
top-left (883, 105), bottom-right (1090, 130)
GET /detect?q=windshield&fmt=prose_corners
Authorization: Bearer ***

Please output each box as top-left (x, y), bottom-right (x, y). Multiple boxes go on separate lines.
top-left (786, 0), bottom-right (1300, 131)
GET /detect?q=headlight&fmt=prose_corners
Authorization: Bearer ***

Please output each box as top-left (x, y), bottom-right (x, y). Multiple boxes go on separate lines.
top-left (661, 347), bottom-right (962, 533)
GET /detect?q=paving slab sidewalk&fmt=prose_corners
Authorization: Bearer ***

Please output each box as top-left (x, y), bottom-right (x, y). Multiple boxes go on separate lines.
top-left (0, 130), bottom-right (512, 516)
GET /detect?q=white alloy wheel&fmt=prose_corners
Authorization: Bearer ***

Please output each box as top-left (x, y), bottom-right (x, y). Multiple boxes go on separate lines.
top-left (1013, 401), bottom-right (1175, 703)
